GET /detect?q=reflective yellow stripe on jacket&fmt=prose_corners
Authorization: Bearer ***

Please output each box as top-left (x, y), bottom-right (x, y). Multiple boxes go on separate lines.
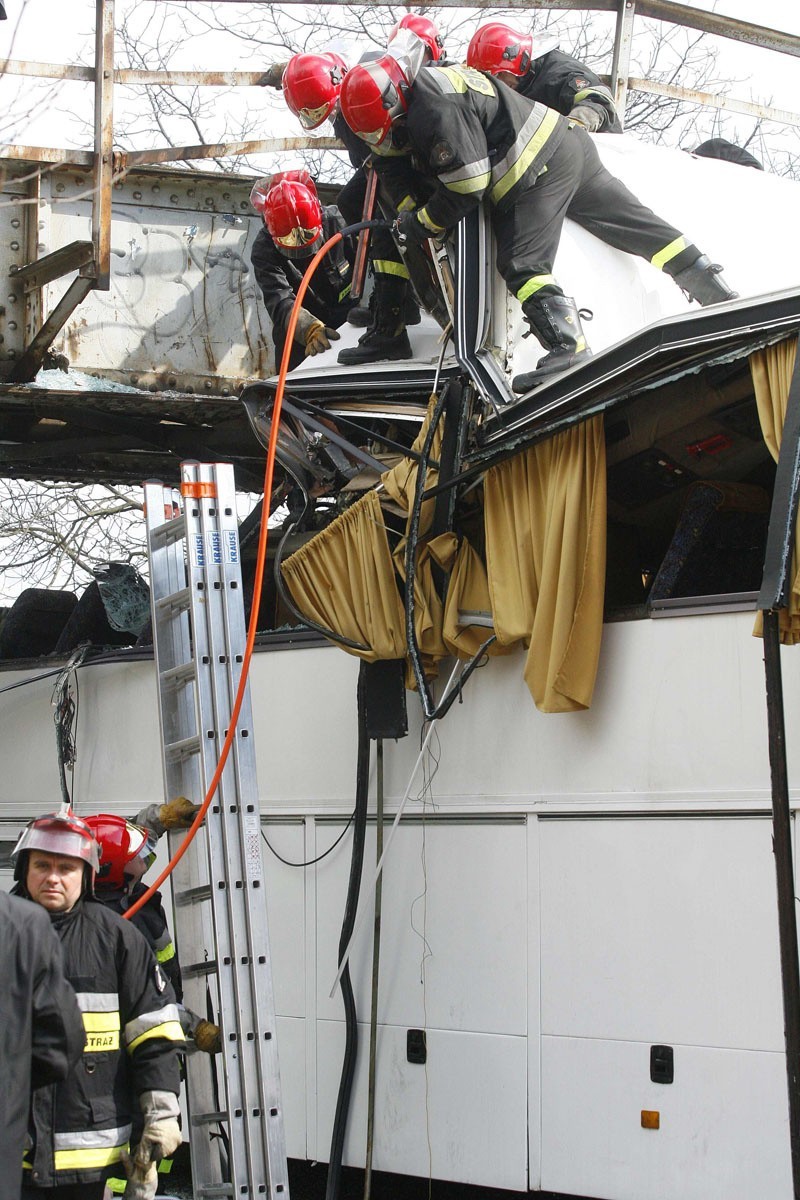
top-left (490, 106), bottom-right (561, 205)
top-left (75, 991), bottom-right (121, 1052)
top-left (125, 1002), bottom-right (184, 1053)
top-left (24, 1125), bottom-right (131, 1173)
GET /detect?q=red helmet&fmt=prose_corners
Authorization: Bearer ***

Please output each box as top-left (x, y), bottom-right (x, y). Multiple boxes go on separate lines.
top-left (263, 178), bottom-right (324, 259)
top-left (250, 168), bottom-right (317, 217)
top-left (339, 55), bottom-right (410, 148)
top-left (83, 813), bottom-right (154, 891)
top-left (467, 22), bottom-right (533, 78)
top-left (282, 52), bottom-right (348, 129)
top-left (12, 806), bottom-right (101, 883)
top-left (388, 14), bottom-right (445, 63)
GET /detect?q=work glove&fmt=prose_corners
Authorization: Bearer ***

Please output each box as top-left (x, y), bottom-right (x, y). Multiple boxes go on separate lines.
top-left (121, 1154), bottom-right (158, 1200)
top-left (569, 104), bottom-right (602, 132)
top-left (293, 307), bottom-right (340, 356)
top-left (193, 1018), bottom-right (222, 1054)
top-left (392, 209), bottom-right (432, 248)
top-left (158, 795), bottom-right (201, 830)
top-left (258, 61), bottom-right (290, 89)
top-left (134, 1089), bottom-right (182, 1157)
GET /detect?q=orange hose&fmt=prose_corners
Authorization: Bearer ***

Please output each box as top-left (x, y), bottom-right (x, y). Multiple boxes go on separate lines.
top-left (124, 231), bottom-right (346, 920)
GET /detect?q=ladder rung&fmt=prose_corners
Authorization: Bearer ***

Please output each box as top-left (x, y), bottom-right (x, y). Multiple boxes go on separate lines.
top-left (164, 734), bottom-right (201, 761)
top-left (191, 1110), bottom-right (227, 1126)
top-left (174, 883), bottom-right (212, 907)
top-left (155, 586), bottom-right (191, 615)
top-left (148, 512), bottom-right (186, 548)
top-left (160, 661), bottom-right (196, 689)
top-left (198, 1187), bottom-right (234, 1198)
top-left (184, 959), bottom-right (218, 978)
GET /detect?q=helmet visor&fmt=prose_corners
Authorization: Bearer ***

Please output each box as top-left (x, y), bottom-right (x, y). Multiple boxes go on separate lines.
top-left (13, 824), bottom-right (100, 871)
top-left (298, 102), bottom-right (332, 130)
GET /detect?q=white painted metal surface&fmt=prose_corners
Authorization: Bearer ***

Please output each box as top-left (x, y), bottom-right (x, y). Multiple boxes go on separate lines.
top-left (291, 138), bottom-right (800, 392)
top-left (1, 609), bottom-right (799, 1197)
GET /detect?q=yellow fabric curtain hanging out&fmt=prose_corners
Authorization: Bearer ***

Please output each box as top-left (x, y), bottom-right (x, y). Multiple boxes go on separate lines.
top-left (280, 489), bottom-right (407, 662)
top-left (751, 335), bottom-right (800, 643)
top-left (484, 415), bottom-right (607, 712)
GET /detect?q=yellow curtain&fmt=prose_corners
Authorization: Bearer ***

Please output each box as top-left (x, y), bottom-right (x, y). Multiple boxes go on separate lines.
top-left (280, 489), bottom-right (407, 661)
top-left (381, 396), bottom-right (442, 538)
top-left (484, 416), bottom-right (607, 712)
top-left (751, 335), bottom-right (800, 643)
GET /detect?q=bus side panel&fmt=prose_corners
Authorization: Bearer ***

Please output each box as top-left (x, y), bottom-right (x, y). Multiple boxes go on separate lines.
top-left (538, 816), bottom-right (791, 1199)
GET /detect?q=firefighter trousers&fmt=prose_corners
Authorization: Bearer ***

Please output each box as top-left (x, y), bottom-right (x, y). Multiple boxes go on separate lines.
top-left (494, 123), bottom-right (701, 303)
top-left (336, 168), bottom-right (409, 281)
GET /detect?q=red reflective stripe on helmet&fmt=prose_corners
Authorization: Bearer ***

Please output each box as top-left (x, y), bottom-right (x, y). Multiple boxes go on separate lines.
top-left (282, 52), bottom-right (348, 130)
top-left (340, 55), bottom-right (410, 147)
top-left (388, 13), bottom-right (444, 62)
top-left (467, 22), bottom-right (533, 78)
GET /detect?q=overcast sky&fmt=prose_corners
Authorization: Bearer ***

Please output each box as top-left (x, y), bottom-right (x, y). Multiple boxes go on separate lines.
top-left (1, 0), bottom-right (798, 168)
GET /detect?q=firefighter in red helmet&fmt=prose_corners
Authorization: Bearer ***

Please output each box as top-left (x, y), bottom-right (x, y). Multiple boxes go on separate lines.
top-left (85, 812), bottom-right (220, 1057)
top-left (263, 51), bottom-right (419, 365)
top-left (388, 13), bottom-right (445, 64)
top-left (467, 21), bottom-right (621, 133)
top-left (340, 54), bottom-right (736, 392)
top-left (249, 170), bottom-right (358, 370)
top-left (11, 807), bottom-right (183, 1200)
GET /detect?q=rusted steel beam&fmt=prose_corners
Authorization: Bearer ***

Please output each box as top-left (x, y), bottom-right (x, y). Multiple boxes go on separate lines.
top-left (92, 0), bottom-right (114, 291)
top-left (180, 0), bottom-right (800, 59)
top-left (0, 146), bottom-right (94, 166)
top-left (0, 59), bottom-right (95, 81)
top-left (10, 240), bottom-right (94, 291)
top-left (628, 78), bottom-right (800, 128)
top-left (8, 276), bottom-right (94, 383)
top-left (611, 0), bottom-right (636, 118)
top-left (123, 136), bottom-right (343, 166)
top-left (115, 68), bottom-right (275, 86)
top-left (0, 60), bottom-right (272, 86)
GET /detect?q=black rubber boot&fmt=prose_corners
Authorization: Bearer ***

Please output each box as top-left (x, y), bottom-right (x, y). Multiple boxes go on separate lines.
top-left (404, 291), bottom-right (422, 326)
top-left (337, 327), bottom-right (413, 365)
top-left (338, 273), bottom-right (413, 365)
top-left (347, 301), bottom-right (373, 327)
top-left (512, 293), bottom-right (592, 394)
top-left (669, 254), bottom-right (738, 306)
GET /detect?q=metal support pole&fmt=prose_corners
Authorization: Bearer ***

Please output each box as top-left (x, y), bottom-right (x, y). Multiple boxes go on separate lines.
top-left (92, 0), bottom-right (114, 290)
top-left (611, 0), bottom-right (636, 121)
top-left (363, 739), bottom-right (384, 1200)
top-left (763, 609), bottom-right (800, 1199)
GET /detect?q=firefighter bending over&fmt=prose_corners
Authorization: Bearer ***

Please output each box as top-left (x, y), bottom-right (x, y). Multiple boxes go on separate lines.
top-left (250, 170), bottom-right (357, 371)
top-left (467, 21), bottom-right (622, 133)
top-left (339, 56), bottom-right (737, 393)
top-left (12, 808), bottom-right (184, 1200)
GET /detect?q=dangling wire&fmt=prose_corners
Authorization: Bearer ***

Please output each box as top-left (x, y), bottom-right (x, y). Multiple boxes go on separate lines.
top-left (403, 377), bottom-right (496, 721)
top-left (51, 643), bottom-right (90, 807)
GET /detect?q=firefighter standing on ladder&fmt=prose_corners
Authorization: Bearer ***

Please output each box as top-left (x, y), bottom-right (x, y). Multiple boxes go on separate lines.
top-left (11, 808), bottom-right (184, 1200)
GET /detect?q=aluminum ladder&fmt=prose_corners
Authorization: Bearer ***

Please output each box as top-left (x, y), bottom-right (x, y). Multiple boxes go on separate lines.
top-left (144, 462), bottom-right (288, 1200)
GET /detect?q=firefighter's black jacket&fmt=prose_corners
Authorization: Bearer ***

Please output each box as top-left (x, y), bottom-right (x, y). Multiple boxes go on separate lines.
top-left (396, 64), bottom-right (568, 233)
top-left (250, 205), bottom-right (355, 349)
top-left (101, 883), bottom-right (182, 1003)
top-left (517, 49), bottom-right (621, 133)
top-left (0, 893), bottom-right (84, 1200)
top-left (12, 893), bottom-right (183, 1188)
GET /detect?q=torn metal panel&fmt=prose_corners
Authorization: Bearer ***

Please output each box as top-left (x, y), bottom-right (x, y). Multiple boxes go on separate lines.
top-left (0, 162), bottom-right (280, 393)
